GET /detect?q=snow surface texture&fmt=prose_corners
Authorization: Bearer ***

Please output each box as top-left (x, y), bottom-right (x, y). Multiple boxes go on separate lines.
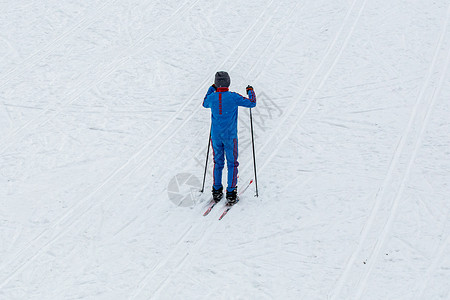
top-left (1, 0), bottom-right (450, 299)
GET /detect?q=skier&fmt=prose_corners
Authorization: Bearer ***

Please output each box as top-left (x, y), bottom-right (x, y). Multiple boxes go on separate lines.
top-left (202, 71), bottom-right (256, 205)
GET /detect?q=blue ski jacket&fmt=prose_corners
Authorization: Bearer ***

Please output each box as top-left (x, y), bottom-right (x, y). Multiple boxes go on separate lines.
top-left (202, 86), bottom-right (256, 140)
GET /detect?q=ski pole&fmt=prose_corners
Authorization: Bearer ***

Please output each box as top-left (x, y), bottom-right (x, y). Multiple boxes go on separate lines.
top-left (249, 108), bottom-right (259, 197)
top-left (200, 129), bottom-right (211, 193)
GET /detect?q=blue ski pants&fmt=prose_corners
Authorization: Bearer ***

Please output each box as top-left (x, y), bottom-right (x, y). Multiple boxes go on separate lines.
top-left (211, 137), bottom-right (238, 192)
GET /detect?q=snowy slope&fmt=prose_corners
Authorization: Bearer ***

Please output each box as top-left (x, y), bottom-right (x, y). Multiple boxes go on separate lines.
top-left (1, 0), bottom-right (450, 299)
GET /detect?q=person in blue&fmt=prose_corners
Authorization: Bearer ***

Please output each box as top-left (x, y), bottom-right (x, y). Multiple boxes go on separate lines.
top-left (203, 71), bottom-right (256, 205)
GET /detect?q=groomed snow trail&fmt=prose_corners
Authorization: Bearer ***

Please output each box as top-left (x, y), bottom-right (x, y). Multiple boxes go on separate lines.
top-left (1, 0), bottom-right (449, 299)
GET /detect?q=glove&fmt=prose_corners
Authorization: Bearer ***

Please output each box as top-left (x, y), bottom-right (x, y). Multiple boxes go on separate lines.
top-left (246, 85), bottom-right (254, 94)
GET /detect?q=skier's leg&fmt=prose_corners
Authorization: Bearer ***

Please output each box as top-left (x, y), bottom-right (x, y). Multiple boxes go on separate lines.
top-left (211, 138), bottom-right (225, 190)
top-left (224, 138), bottom-right (239, 192)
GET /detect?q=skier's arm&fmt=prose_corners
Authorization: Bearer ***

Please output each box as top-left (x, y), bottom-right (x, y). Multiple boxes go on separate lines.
top-left (202, 85), bottom-right (216, 108)
top-left (233, 86), bottom-right (256, 108)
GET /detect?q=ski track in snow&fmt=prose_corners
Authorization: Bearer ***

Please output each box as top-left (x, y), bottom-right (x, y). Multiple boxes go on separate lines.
top-left (1, 0), bottom-right (450, 299)
top-left (256, 0), bottom-right (368, 171)
top-left (353, 4), bottom-right (450, 298)
top-left (0, 0), bottom-right (201, 280)
top-left (0, 0), bottom-right (199, 155)
top-left (0, 0), bottom-right (120, 89)
top-left (330, 3), bottom-right (450, 298)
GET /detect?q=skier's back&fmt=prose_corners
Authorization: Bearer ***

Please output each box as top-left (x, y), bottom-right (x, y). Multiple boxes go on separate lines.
top-left (203, 71), bottom-right (256, 205)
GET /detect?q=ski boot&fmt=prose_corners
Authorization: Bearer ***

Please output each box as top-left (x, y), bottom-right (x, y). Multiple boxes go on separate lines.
top-left (212, 186), bottom-right (223, 203)
top-left (226, 188), bottom-right (238, 206)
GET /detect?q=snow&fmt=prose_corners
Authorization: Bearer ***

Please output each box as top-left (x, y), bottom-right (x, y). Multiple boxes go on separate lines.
top-left (1, 0), bottom-right (450, 299)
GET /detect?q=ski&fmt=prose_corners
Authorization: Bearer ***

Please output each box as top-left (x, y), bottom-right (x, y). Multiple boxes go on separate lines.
top-left (239, 179), bottom-right (254, 195)
top-left (218, 179), bottom-right (254, 220)
top-left (218, 199), bottom-right (239, 220)
top-left (203, 180), bottom-right (254, 219)
top-left (203, 199), bottom-right (218, 216)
